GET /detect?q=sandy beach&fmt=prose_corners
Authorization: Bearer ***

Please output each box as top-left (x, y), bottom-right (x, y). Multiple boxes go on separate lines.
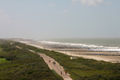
top-left (16, 39), bottom-right (120, 63)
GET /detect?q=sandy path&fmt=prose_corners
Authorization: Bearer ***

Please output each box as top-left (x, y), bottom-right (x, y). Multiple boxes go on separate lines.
top-left (37, 53), bottom-right (72, 80)
top-left (28, 49), bottom-right (72, 80)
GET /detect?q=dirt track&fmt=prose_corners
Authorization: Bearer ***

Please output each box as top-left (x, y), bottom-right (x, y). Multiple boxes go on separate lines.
top-left (38, 53), bottom-right (72, 80)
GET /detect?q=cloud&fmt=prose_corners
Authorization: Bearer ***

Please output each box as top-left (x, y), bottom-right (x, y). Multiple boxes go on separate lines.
top-left (72, 0), bottom-right (104, 6)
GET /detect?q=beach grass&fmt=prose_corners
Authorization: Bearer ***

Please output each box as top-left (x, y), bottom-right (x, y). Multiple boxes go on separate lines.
top-left (39, 51), bottom-right (120, 80)
top-left (22, 44), bottom-right (120, 80)
top-left (0, 58), bottom-right (8, 64)
top-left (0, 40), bottom-right (63, 80)
top-left (51, 70), bottom-right (64, 80)
top-left (3, 40), bottom-right (120, 80)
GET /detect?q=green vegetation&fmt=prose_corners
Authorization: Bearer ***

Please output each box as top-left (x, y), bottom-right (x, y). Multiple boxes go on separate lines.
top-left (39, 51), bottom-right (120, 80)
top-left (1, 39), bottom-right (120, 80)
top-left (0, 58), bottom-right (8, 64)
top-left (0, 39), bottom-right (63, 80)
top-left (22, 43), bottom-right (120, 80)
top-left (51, 70), bottom-right (64, 80)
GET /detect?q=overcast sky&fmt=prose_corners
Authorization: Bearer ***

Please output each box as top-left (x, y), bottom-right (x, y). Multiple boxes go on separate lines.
top-left (0, 0), bottom-right (120, 40)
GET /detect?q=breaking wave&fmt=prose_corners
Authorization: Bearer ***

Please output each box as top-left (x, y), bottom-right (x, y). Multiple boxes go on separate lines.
top-left (40, 41), bottom-right (120, 52)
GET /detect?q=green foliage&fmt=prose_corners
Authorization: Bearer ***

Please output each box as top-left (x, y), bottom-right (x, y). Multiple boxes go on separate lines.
top-left (1, 39), bottom-right (120, 80)
top-left (29, 46), bottom-right (120, 80)
top-left (0, 40), bottom-right (63, 80)
top-left (51, 70), bottom-right (64, 80)
top-left (0, 58), bottom-right (8, 64)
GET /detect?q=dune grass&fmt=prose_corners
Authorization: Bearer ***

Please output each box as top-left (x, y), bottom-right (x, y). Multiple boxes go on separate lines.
top-left (19, 43), bottom-right (120, 80)
top-left (3, 40), bottom-right (120, 80)
top-left (36, 50), bottom-right (120, 80)
top-left (0, 58), bottom-right (8, 64)
top-left (0, 40), bottom-right (63, 80)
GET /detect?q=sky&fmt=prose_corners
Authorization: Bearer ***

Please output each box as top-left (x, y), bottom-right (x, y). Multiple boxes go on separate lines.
top-left (0, 0), bottom-right (120, 40)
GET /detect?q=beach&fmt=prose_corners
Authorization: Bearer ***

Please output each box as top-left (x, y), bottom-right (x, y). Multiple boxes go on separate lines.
top-left (15, 39), bottom-right (120, 63)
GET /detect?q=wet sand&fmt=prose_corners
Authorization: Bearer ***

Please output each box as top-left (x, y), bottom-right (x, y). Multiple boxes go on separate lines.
top-left (16, 40), bottom-right (120, 63)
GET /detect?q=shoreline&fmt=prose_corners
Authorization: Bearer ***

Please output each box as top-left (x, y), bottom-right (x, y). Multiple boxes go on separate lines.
top-left (57, 51), bottom-right (120, 63)
top-left (17, 40), bottom-right (120, 63)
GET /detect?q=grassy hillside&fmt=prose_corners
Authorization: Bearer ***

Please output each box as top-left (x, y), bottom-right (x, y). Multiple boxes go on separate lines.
top-left (0, 40), bottom-right (63, 80)
top-left (19, 43), bottom-right (120, 80)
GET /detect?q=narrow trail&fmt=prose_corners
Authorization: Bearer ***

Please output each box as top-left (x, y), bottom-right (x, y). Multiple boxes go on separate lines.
top-left (29, 50), bottom-right (72, 80)
top-left (38, 53), bottom-right (72, 80)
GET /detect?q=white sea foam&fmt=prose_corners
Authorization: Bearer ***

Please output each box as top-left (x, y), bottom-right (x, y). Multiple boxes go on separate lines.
top-left (40, 41), bottom-right (120, 52)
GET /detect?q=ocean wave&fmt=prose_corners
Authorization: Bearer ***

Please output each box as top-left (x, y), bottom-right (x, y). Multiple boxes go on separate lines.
top-left (40, 41), bottom-right (120, 52)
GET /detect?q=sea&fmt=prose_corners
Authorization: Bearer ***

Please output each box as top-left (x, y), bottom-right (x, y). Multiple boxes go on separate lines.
top-left (40, 38), bottom-right (120, 52)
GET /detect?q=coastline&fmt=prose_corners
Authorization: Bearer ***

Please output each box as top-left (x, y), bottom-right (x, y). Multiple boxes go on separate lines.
top-left (57, 51), bottom-right (120, 63)
top-left (17, 40), bottom-right (120, 63)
